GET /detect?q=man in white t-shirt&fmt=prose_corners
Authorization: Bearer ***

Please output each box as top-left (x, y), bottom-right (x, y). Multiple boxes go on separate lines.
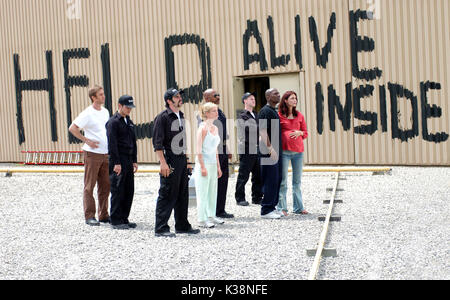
top-left (69, 85), bottom-right (111, 226)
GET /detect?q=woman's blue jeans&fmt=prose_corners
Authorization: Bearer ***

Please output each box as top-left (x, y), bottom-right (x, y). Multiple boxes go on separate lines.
top-left (278, 151), bottom-right (304, 213)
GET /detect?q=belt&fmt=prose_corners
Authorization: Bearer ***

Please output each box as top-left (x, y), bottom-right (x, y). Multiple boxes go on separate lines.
top-left (164, 150), bottom-right (186, 157)
top-left (119, 150), bottom-right (134, 156)
top-left (84, 151), bottom-right (109, 156)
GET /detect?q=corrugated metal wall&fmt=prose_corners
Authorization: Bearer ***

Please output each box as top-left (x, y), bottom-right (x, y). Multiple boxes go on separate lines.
top-left (349, 0), bottom-right (450, 165)
top-left (0, 0), bottom-right (448, 165)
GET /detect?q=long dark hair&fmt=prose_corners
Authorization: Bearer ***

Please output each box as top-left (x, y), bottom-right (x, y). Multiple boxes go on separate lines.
top-left (279, 91), bottom-right (298, 118)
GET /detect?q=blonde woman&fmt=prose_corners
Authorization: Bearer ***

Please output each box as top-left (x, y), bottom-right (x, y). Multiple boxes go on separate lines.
top-left (194, 102), bottom-right (224, 228)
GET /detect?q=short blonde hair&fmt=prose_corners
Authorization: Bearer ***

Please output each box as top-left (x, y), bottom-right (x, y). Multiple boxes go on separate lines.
top-left (88, 85), bottom-right (104, 102)
top-left (199, 102), bottom-right (218, 120)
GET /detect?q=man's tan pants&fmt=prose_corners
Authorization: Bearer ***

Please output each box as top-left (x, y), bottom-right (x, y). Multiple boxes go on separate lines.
top-left (83, 151), bottom-right (110, 221)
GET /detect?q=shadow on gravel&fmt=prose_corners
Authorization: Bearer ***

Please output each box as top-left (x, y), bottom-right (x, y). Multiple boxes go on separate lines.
top-left (133, 224), bottom-right (154, 232)
top-left (289, 213), bottom-right (320, 221)
top-left (176, 233), bottom-right (232, 239)
top-left (134, 191), bottom-right (154, 196)
top-left (232, 217), bottom-right (261, 223)
top-left (217, 222), bottom-right (252, 230)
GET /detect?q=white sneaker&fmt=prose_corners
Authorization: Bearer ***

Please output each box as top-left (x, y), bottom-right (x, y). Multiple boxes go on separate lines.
top-left (261, 211), bottom-right (281, 219)
top-left (276, 210), bottom-right (285, 217)
top-left (198, 220), bottom-right (215, 228)
top-left (209, 217), bottom-right (225, 225)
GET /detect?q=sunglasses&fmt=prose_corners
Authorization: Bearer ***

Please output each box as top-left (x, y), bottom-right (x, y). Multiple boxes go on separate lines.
top-left (214, 93), bottom-right (220, 98)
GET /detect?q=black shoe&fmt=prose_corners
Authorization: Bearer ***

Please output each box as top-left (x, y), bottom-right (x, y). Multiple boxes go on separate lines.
top-left (99, 217), bottom-right (111, 224)
top-left (237, 201), bottom-right (249, 206)
top-left (217, 212), bottom-right (235, 219)
top-left (252, 199), bottom-right (262, 205)
top-left (126, 222), bottom-right (137, 229)
top-left (86, 218), bottom-right (100, 226)
top-left (111, 224), bottom-right (129, 230)
top-left (155, 231), bottom-right (176, 238)
top-left (176, 227), bottom-right (201, 235)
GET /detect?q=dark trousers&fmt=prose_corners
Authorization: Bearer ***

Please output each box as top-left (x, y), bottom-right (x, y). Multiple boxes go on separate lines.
top-left (109, 155), bottom-right (134, 226)
top-left (155, 154), bottom-right (191, 233)
top-left (235, 154), bottom-right (263, 203)
top-left (260, 154), bottom-right (282, 215)
top-left (216, 154), bottom-right (229, 215)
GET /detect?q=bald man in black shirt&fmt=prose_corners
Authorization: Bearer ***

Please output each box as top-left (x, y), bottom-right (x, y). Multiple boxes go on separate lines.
top-left (258, 88), bottom-right (283, 219)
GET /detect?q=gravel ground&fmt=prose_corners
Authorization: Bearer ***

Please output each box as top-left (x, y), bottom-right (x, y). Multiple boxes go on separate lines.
top-left (319, 167), bottom-right (450, 280)
top-left (0, 166), bottom-right (448, 280)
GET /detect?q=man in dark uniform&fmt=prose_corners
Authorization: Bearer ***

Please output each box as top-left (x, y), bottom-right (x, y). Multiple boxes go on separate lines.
top-left (202, 89), bottom-right (234, 219)
top-left (153, 88), bottom-right (200, 237)
top-left (258, 88), bottom-right (283, 219)
top-left (235, 92), bottom-right (263, 206)
top-left (106, 95), bottom-right (139, 230)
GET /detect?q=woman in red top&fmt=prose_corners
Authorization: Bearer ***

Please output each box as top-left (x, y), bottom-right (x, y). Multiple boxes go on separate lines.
top-left (277, 91), bottom-right (308, 216)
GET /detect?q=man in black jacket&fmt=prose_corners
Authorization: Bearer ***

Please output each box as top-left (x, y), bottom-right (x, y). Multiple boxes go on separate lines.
top-left (106, 95), bottom-right (139, 230)
top-left (235, 92), bottom-right (263, 206)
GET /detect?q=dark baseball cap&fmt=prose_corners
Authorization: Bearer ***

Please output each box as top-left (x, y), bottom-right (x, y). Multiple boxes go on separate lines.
top-left (164, 88), bottom-right (185, 101)
top-left (242, 92), bottom-right (256, 102)
top-left (118, 95), bottom-right (136, 108)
